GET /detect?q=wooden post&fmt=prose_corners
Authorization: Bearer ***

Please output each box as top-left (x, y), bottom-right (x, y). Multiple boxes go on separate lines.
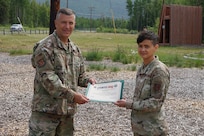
top-left (49, 0), bottom-right (60, 34)
top-left (66, 0), bottom-right (68, 8)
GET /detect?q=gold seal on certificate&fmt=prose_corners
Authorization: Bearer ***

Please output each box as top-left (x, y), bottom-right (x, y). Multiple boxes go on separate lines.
top-left (85, 80), bottom-right (124, 102)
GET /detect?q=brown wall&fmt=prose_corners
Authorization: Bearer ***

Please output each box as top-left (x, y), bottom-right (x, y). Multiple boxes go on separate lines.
top-left (159, 5), bottom-right (202, 45)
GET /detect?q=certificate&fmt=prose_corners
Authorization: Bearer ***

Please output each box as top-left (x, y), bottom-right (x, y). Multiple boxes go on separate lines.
top-left (85, 80), bottom-right (124, 102)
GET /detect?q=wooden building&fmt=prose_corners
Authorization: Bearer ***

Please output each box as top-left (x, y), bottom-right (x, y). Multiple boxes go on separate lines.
top-left (158, 5), bottom-right (202, 45)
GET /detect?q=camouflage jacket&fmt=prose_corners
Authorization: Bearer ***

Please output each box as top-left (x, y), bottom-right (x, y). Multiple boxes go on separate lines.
top-left (126, 58), bottom-right (170, 134)
top-left (31, 31), bottom-right (89, 115)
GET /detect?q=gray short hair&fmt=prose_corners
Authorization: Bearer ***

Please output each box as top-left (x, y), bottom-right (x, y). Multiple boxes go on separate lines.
top-left (56, 8), bottom-right (76, 19)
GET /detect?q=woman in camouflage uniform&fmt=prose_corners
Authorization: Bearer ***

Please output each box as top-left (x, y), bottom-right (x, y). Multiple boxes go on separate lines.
top-left (114, 31), bottom-right (170, 136)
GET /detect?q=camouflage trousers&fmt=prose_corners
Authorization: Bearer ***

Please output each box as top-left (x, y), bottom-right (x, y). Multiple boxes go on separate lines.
top-left (29, 111), bottom-right (74, 136)
top-left (130, 110), bottom-right (168, 136)
top-left (131, 120), bottom-right (168, 136)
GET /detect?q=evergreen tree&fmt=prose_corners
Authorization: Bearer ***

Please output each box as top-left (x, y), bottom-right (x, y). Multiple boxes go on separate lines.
top-left (0, 0), bottom-right (10, 24)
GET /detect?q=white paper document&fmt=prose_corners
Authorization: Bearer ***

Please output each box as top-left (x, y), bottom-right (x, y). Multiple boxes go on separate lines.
top-left (85, 80), bottom-right (124, 102)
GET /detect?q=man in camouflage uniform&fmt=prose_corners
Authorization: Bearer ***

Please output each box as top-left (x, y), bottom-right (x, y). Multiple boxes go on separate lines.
top-left (114, 31), bottom-right (170, 136)
top-left (29, 8), bottom-right (96, 136)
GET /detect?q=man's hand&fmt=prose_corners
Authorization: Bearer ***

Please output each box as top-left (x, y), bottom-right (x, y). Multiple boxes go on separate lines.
top-left (88, 78), bottom-right (96, 85)
top-left (73, 93), bottom-right (89, 104)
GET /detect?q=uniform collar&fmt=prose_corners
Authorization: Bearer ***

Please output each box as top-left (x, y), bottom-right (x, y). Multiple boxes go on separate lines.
top-left (53, 31), bottom-right (71, 51)
top-left (140, 56), bottom-right (158, 73)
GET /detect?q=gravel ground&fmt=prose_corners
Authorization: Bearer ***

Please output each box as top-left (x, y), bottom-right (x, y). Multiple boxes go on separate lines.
top-left (0, 53), bottom-right (203, 136)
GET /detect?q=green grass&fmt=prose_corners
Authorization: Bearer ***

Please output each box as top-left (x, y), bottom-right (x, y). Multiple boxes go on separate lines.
top-left (87, 64), bottom-right (107, 71)
top-left (85, 48), bottom-right (103, 61)
top-left (0, 31), bottom-right (204, 68)
top-left (71, 31), bottom-right (136, 52)
top-left (0, 34), bottom-right (46, 53)
top-left (156, 46), bottom-right (204, 68)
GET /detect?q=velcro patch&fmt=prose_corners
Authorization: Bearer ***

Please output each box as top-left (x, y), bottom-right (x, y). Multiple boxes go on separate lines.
top-left (153, 84), bottom-right (161, 91)
top-left (37, 59), bottom-right (46, 67)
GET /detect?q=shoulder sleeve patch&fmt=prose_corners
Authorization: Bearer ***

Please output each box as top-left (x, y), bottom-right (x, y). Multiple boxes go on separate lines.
top-left (153, 83), bottom-right (161, 92)
top-left (37, 58), bottom-right (46, 67)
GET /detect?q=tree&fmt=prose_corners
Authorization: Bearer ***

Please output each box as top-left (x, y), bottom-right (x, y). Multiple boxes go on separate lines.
top-left (126, 0), bottom-right (134, 30)
top-left (39, 1), bottom-right (50, 27)
top-left (0, 0), bottom-right (10, 24)
top-left (26, 0), bottom-right (39, 27)
top-left (9, 0), bottom-right (29, 24)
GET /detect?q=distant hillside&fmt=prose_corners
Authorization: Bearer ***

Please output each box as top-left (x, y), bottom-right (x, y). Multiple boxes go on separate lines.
top-left (37, 0), bottom-right (129, 19)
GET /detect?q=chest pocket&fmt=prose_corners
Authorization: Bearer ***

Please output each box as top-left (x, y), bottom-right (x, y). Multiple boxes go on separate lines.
top-left (69, 44), bottom-right (83, 78)
top-left (53, 46), bottom-right (82, 87)
top-left (69, 50), bottom-right (81, 77)
top-left (135, 73), bottom-right (151, 100)
top-left (53, 49), bottom-right (68, 84)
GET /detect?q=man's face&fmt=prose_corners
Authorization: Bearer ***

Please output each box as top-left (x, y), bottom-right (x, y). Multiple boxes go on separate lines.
top-left (55, 13), bottom-right (75, 39)
top-left (137, 39), bottom-right (158, 61)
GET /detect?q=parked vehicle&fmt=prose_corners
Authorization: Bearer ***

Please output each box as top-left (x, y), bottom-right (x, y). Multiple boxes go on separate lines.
top-left (10, 24), bottom-right (23, 32)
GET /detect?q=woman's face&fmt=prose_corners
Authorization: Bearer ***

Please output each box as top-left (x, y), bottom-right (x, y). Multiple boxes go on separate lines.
top-left (137, 39), bottom-right (158, 63)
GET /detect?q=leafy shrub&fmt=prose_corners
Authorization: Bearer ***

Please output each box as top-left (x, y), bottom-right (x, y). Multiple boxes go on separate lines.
top-left (111, 46), bottom-right (139, 64)
top-left (85, 48), bottom-right (103, 61)
top-left (87, 64), bottom-right (106, 71)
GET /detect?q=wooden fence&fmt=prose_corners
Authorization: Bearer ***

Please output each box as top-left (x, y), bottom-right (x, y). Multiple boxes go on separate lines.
top-left (0, 29), bottom-right (49, 35)
top-left (0, 28), bottom-right (96, 35)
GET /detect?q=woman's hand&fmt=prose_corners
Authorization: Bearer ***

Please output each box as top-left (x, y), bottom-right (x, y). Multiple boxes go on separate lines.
top-left (114, 99), bottom-right (126, 108)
